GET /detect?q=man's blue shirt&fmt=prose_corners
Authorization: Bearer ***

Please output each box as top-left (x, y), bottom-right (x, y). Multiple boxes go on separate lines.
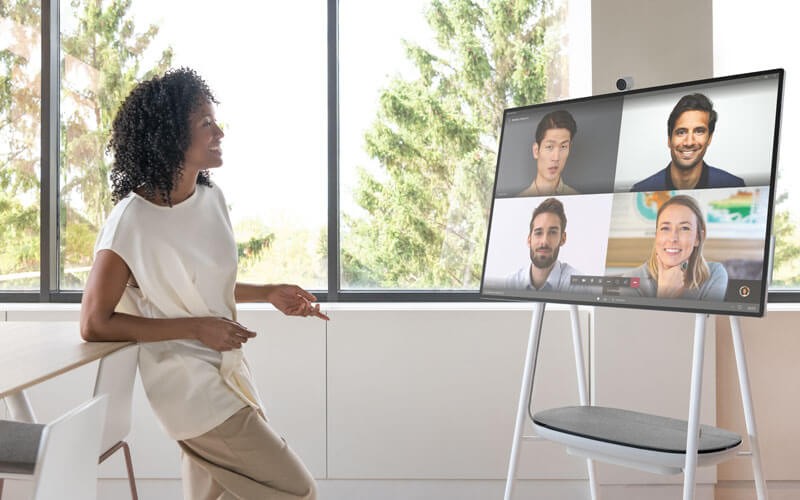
top-left (631, 163), bottom-right (745, 191)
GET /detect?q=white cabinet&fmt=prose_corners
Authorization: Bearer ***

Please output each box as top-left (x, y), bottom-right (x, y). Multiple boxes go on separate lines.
top-left (592, 307), bottom-right (717, 486)
top-left (326, 306), bottom-right (591, 479)
top-left (236, 308), bottom-right (327, 478)
top-left (3, 303), bottom-right (745, 492)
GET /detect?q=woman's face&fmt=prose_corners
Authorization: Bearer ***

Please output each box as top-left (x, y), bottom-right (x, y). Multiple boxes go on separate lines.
top-left (655, 203), bottom-right (701, 269)
top-left (183, 99), bottom-right (224, 170)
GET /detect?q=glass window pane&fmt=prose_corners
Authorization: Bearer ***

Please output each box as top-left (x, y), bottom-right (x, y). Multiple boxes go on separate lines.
top-left (714, 0), bottom-right (799, 289)
top-left (339, 0), bottom-right (571, 290)
top-left (59, 1), bottom-right (136, 289)
top-left (0, 3), bottom-right (41, 291)
top-left (59, 0), bottom-right (327, 291)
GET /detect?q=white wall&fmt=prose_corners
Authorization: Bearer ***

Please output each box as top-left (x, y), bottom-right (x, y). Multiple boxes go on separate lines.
top-left (0, 303), bottom-right (718, 500)
top-left (591, 0), bottom-right (713, 94)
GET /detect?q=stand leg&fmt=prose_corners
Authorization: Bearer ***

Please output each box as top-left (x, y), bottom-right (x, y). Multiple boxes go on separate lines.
top-left (683, 313), bottom-right (707, 500)
top-left (729, 316), bottom-right (769, 500)
top-left (569, 305), bottom-right (598, 500)
top-left (504, 302), bottom-right (546, 500)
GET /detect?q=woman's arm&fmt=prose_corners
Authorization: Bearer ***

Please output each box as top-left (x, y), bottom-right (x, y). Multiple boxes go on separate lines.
top-left (80, 250), bottom-right (255, 351)
top-left (233, 283), bottom-right (271, 303)
top-left (234, 282), bottom-right (329, 320)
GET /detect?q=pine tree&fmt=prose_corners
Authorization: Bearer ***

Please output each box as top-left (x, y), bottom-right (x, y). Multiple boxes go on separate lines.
top-left (770, 193), bottom-right (800, 286)
top-left (342, 0), bottom-right (561, 289)
top-left (0, 0), bottom-right (172, 287)
top-left (1, 1), bottom-right (49, 285)
top-left (59, 0), bottom-right (172, 286)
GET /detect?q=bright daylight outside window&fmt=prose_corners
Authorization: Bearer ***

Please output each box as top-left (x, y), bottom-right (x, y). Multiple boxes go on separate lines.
top-left (714, 0), bottom-right (800, 290)
top-left (0, 2), bottom-right (41, 291)
top-left (59, 0), bottom-right (327, 291)
top-left (338, 0), bottom-right (575, 291)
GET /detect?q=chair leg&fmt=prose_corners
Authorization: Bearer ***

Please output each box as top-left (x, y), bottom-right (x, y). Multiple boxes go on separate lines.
top-left (1, 477), bottom-right (4, 498)
top-left (121, 442), bottom-right (138, 500)
top-left (99, 441), bottom-right (138, 500)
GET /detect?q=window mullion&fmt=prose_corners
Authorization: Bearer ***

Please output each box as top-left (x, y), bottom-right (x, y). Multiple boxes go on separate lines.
top-left (40, 0), bottom-right (60, 301)
top-left (327, 0), bottom-right (340, 302)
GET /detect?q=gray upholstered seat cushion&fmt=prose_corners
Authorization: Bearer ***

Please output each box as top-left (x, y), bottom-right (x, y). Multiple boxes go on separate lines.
top-left (0, 420), bottom-right (45, 474)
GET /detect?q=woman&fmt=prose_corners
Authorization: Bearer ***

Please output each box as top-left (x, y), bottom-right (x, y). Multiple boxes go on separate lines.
top-left (625, 194), bottom-right (728, 300)
top-left (80, 68), bottom-right (323, 499)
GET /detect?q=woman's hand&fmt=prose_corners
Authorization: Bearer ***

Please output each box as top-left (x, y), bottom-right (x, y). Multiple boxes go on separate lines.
top-left (656, 256), bottom-right (687, 298)
top-left (192, 317), bottom-right (257, 351)
top-left (266, 284), bottom-right (330, 320)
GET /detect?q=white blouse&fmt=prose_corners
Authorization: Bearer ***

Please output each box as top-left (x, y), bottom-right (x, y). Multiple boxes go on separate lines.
top-left (94, 183), bottom-right (263, 440)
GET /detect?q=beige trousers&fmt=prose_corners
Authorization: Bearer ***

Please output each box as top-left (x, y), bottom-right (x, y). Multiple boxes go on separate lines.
top-left (179, 407), bottom-right (317, 500)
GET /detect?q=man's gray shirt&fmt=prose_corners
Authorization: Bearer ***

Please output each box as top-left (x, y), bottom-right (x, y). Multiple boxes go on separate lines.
top-left (505, 261), bottom-right (579, 291)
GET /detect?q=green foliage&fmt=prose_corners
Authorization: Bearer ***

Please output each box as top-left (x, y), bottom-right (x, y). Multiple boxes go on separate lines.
top-left (59, 203), bottom-right (96, 273)
top-left (343, 0), bottom-right (559, 289)
top-left (0, 4), bottom-right (40, 197)
top-left (233, 217), bottom-right (275, 273)
top-left (0, 194), bottom-right (39, 272)
top-left (770, 192), bottom-right (800, 286)
top-left (1, 2), bottom-right (44, 280)
top-left (60, 0), bottom-right (173, 232)
top-left (0, 0), bottom-right (172, 283)
top-left (237, 235), bottom-right (276, 272)
top-left (235, 216), bottom-right (326, 289)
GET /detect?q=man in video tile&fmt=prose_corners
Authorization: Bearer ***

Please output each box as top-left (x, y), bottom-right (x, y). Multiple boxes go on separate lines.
top-left (631, 93), bottom-right (744, 191)
top-left (505, 197), bottom-right (579, 291)
top-left (517, 110), bottom-right (579, 196)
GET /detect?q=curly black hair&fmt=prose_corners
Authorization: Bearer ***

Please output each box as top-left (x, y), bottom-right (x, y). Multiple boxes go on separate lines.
top-left (108, 67), bottom-right (218, 205)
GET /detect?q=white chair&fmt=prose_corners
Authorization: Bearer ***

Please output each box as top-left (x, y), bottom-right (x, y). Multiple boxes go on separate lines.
top-left (93, 344), bottom-right (139, 500)
top-left (0, 395), bottom-right (108, 500)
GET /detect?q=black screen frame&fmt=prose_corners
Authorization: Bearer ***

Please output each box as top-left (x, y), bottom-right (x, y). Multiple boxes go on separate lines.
top-left (479, 68), bottom-right (785, 318)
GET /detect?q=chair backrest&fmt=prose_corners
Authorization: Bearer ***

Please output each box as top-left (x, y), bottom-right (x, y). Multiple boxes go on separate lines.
top-left (32, 395), bottom-right (108, 500)
top-left (93, 344), bottom-right (139, 453)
